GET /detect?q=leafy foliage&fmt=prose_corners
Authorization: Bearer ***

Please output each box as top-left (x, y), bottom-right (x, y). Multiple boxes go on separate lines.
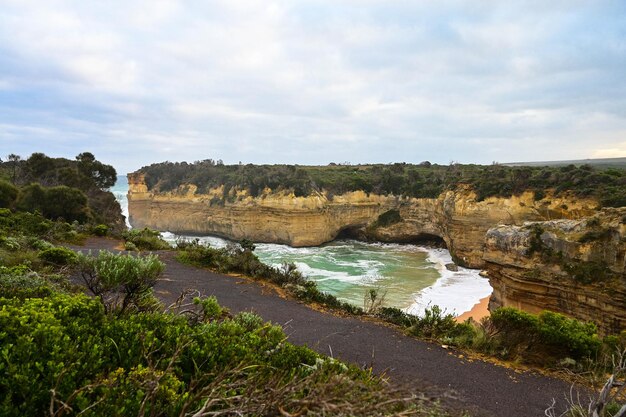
top-left (122, 228), bottom-right (171, 251)
top-left (0, 289), bottom-right (432, 416)
top-left (138, 160), bottom-right (626, 207)
top-left (0, 180), bottom-right (18, 208)
top-left (76, 251), bottom-right (165, 315)
top-left (0, 152), bottom-right (124, 229)
top-left (38, 247), bottom-right (78, 266)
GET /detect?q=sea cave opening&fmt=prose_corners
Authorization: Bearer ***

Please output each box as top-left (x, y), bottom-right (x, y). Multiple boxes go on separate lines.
top-left (407, 233), bottom-right (447, 248)
top-left (335, 226), bottom-right (447, 248)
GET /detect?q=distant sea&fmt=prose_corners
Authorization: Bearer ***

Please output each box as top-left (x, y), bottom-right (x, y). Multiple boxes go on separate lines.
top-left (112, 175), bottom-right (492, 315)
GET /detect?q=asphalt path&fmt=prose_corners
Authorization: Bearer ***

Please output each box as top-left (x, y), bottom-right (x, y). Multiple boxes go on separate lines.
top-left (75, 238), bottom-right (591, 417)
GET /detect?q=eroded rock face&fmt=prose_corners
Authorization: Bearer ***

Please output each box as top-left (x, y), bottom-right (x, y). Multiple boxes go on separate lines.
top-left (483, 209), bottom-right (626, 334)
top-left (128, 173), bottom-right (598, 268)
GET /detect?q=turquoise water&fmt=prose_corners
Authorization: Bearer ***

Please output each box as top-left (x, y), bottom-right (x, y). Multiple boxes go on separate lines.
top-left (113, 175), bottom-right (492, 315)
top-left (111, 176), bottom-right (130, 227)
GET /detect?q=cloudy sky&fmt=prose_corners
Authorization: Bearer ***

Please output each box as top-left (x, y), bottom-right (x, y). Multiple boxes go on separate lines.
top-left (1, 1), bottom-right (625, 174)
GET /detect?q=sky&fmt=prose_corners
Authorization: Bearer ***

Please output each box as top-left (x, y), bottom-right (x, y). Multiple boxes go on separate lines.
top-left (1, 1), bottom-right (625, 175)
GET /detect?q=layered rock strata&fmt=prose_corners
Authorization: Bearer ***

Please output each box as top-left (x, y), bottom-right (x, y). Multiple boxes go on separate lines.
top-left (483, 209), bottom-right (626, 334)
top-left (128, 173), bottom-right (597, 268)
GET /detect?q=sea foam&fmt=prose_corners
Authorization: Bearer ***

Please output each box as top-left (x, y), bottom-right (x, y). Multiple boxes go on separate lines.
top-left (405, 248), bottom-right (492, 317)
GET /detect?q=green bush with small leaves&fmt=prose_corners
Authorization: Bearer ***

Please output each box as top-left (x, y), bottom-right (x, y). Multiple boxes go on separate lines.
top-left (93, 224), bottom-right (109, 236)
top-left (0, 290), bottom-right (421, 417)
top-left (488, 307), bottom-right (601, 362)
top-left (38, 246), bottom-right (78, 266)
top-left (122, 228), bottom-right (170, 250)
top-left (76, 250), bottom-right (165, 315)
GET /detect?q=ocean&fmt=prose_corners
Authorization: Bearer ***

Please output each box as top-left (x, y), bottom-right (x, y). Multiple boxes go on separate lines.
top-left (112, 175), bottom-right (492, 316)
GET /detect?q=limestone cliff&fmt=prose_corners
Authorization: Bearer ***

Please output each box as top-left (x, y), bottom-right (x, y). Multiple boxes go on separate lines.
top-left (483, 209), bottom-right (626, 334)
top-left (128, 172), bottom-right (597, 268)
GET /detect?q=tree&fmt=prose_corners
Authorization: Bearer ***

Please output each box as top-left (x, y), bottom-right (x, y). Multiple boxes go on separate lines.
top-left (0, 180), bottom-right (18, 208)
top-left (6, 154), bottom-right (21, 184)
top-left (23, 152), bottom-right (54, 182)
top-left (44, 186), bottom-right (89, 222)
top-left (76, 152), bottom-right (117, 189)
top-left (15, 183), bottom-right (46, 214)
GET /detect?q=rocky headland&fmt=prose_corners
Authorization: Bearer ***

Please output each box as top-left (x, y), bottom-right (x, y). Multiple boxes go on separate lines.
top-left (484, 209), bottom-right (626, 334)
top-left (127, 166), bottom-right (625, 332)
top-left (128, 172), bottom-right (597, 268)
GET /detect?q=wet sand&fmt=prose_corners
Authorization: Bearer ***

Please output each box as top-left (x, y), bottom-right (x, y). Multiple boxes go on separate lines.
top-left (456, 295), bottom-right (491, 322)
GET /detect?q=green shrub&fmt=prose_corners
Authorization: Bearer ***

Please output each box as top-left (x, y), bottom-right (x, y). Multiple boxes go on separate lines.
top-left (93, 224), bottom-right (109, 236)
top-left (122, 228), bottom-right (170, 250)
top-left (76, 251), bottom-right (165, 314)
top-left (124, 241), bottom-right (138, 251)
top-left (194, 295), bottom-right (226, 321)
top-left (408, 305), bottom-right (460, 339)
top-left (0, 180), bottom-right (18, 208)
top-left (536, 311), bottom-right (601, 359)
top-left (376, 307), bottom-right (415, 327)
top-left (0, 266), bottom-right (53, 298)
top-left (0, 236), bottom-right (21, 251)
top-left (233, 311), bottom-right (265, 331)
top-left (38, 247), bottom-right (78, 266)
top-left (0, 291), bottom-right (418, 417)
top-left (488, 307), bottom-right (601, 363)
top-left (27, 237), bottom-right (53, 251)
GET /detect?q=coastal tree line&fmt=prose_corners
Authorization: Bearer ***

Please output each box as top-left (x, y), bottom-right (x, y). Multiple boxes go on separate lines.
top-left (138, 160), bottom-right (626, 207)
top-left (0, 152), bottom-right (123, 228)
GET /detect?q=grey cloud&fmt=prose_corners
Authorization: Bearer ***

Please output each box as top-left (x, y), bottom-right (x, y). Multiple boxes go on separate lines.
top-left (0, 1), bottom-right (625, 173)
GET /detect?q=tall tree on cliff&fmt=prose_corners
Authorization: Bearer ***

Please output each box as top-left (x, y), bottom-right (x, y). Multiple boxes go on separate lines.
top-left (6, 154), bottom-right (21, 185)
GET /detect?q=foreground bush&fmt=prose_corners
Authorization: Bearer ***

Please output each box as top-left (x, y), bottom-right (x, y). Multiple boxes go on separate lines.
top-left (76, 250), bottom-right (165, 314)
top-left (488, 308), bottom-right (602, 361)
top-left (0, 292), bottom-right (435, 417)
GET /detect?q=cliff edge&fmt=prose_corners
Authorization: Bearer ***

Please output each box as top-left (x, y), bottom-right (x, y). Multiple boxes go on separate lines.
top-left (128, 172), bottom-right (597, 268)
top-left (483, 209), bottom-right (626, 334)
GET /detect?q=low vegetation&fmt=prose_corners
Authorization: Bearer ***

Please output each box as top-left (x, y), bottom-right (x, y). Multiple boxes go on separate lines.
top-left (122, 228), bottom-right (172, 251)
top-left (138, 160), bottom-right (626, 207)
top-left (0, 209), bottom-right (452, 416)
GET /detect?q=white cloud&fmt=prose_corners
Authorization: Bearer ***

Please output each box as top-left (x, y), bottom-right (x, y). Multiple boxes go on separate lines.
top-left (0, 1), bottom-right (625, 173)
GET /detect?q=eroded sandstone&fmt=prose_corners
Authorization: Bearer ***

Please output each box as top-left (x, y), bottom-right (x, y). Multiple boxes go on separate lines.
top-left (483, 209), bottom-right (626, 334)
top-left (128, 173), bottom-right (597, 268)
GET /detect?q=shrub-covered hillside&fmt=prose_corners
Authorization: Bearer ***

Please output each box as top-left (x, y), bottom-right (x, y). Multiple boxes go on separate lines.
top-left (137, 160), bottom-right (626, 207)
top-left (0, 206), bottom-right (446, 417)
top-left (0, 152), bottom-right (125, 229)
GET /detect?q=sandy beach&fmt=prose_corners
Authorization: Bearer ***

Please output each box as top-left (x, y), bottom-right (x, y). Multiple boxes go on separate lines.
top-left (456, 295), bottom-right (491, 322)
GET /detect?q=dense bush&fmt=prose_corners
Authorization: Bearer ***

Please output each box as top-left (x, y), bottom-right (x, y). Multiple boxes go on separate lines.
top-left (122, 228), bottom-right (171, 251)
top-left (0, 151), bottom-right (125, 229)
top-left (76, 251), bottom-right (165, 314)
top-left (38, 246), bottom-right (78, 266)
top-left (92, 224), bottom-right (109, 236)
top-left (0, 180), bottom-right (18, 208)
top-left (486, 308), bottom-right (601, 362)
top-left (0, 291), bottom-right (426, 417)
top-left (0, 265), bottom-right (53, 298)
top-left (407, 305), bottom-right (473, 341)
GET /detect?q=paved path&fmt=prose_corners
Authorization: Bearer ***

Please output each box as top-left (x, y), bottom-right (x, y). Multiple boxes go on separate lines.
top-left (76, 238), bottom-right (590, 417)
